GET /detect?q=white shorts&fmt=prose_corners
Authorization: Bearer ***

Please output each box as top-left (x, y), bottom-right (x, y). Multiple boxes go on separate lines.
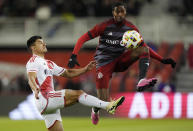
top-left (42, 109), bottom-right (62, 129)
top-left (34, 90), bottom-right (66, 129)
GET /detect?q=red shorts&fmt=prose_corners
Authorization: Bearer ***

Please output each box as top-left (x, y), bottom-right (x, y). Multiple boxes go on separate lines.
top-left (96, 50), bottom-right (138, 89)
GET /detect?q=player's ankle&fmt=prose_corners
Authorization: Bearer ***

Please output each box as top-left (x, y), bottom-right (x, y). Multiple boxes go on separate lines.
top-left (93, 107), bottom-right (100, 113)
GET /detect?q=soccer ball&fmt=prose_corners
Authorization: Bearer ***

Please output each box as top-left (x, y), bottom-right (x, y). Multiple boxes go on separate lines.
top-left (122, 30), bottom-right (143, 49)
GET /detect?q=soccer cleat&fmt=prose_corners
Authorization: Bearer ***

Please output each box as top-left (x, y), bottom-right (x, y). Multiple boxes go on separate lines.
top-left (91, 108), bottom-right (99, 125)
top-left (148, 78), bottom-right (157, 87)
top-left (106, 96), bottom-right (125, 114)
top-left (137, 78), bottom-right (157, 92)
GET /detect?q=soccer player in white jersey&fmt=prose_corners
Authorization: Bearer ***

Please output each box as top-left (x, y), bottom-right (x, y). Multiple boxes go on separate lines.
top-left (26, 36), bottom-right (125, 131)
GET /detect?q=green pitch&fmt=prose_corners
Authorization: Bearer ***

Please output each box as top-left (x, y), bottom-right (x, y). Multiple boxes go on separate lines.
top-left (0, 117), bottom-right (192, 131)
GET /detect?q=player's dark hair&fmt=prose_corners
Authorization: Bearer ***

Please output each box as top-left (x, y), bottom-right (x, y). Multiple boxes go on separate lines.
top-left (27, 35), bottom-right (42, 49)
top-left (112, 2), bottom-right (126, 11)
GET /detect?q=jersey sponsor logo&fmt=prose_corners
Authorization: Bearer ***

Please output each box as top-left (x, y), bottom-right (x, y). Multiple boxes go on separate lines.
top-left (105, 39), bottom-right (122, 45)
top-left (97, 72), bottom-right (103, 79)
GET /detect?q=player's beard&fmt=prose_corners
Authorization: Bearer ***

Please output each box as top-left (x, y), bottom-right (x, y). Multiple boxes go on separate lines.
top-left (114, 14), bottom-right (125, 22)
top-left (43, 48), bottom-right (48, 53)
top-left (39, 48), bottom-right (47, 55)
top-left (115, 16), bottom-right (125, 24)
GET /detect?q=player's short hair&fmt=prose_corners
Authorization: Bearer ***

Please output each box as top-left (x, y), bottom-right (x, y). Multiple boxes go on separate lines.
top-left (27, 35), bottom-right (42, 49)
top-left (112, 2), bottom-right (126, 11)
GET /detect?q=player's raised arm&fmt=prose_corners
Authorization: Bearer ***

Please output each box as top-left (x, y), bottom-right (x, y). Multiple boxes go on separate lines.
top-left (62, 61), bottom-right (96, 78)
top-left (68, 22), bottom-right (106, 68)
top-left (144, 43), bottom-right (176, 68)
top-left (27, 72), bottom-right (39, 99)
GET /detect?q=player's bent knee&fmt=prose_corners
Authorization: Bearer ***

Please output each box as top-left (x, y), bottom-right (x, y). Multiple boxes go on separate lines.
top-left (137, 46), bottom-right (149, 57)
top-left (138, 46), bottom-right (148, 53)
top-left (77, 90), bottom-right (84, 94)
top-left (143, 46), bottom-right (149, 53)
top-left (64, 89), bottom-right (85, 107)
top-left (71, 90), bottom-right (85, 100)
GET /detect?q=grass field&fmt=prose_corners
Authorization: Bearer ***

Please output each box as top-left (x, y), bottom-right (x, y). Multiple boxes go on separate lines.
top-left (0, 117), bottom-right (192, 131)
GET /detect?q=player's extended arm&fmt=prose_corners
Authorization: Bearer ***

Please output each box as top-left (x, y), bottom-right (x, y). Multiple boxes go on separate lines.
top-left (67, 33), bottom-right (91, 68)
top-left (27, 72), bottom-right (40, 99)
top-left (62, 61), bottom-right (96, 78)
top-left (145, 43), bottom-right (176, 68)
top-left (68, 23), bottom-right (104, 68)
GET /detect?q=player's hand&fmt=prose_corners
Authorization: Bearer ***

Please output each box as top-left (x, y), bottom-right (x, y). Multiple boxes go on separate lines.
top-left (35, 88), bottom-right (40, 99)
top-left (68, 54), bottom-right (80, 68)
top-left (86, 61), bottom-right (96, 71)
top-left (161, 58), bottom-right (176, 68)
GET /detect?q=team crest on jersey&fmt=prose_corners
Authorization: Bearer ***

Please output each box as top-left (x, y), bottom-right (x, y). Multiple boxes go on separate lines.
top-left (46, 60), bottom-right (54, 69)
top-left (97, 72), bottom-right (103, 79)
top-left (44, 69), bottom-right (47, 75)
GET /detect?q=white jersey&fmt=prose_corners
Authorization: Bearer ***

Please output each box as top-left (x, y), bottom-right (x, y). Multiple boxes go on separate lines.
top-left (26, 55), bottom-right (67, 129)
top-left (26, 55), bottom-right (65, 93)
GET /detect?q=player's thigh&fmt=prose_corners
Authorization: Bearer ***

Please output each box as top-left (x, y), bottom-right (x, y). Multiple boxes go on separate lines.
top-left (46, 90), bottom-right (65, 112)
top-left (64, 89), bottom-right (84, 107)
top-left (96, 72), bottom-right (112, 90)
top-left (48, 120), bottom-right (64, 131)
top-left (96, 72), bottom-right (111, 101)
top-left (96, 63), bottom-right (114, 89)
top-left (115, 50), bottom-right (139, 72)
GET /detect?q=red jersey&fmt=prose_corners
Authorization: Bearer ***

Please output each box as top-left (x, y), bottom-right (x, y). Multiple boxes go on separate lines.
top-left (73, 18), bottom-right (163, 68)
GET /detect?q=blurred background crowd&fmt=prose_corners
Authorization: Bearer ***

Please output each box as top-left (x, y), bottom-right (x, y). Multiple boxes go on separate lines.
top-left (0, 0), bottom-right (193, 96)
top-left (0, 0), bottom-right (192, 17)
top-left (0, 0), bottom-right (148, 17)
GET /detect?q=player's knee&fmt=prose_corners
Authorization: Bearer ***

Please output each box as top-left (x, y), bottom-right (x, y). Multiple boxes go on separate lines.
top-left (140, 46), bottom-right (149, 53)
top-left (138, 46), bottom-right (149, 58)
top-left (76, 90), bottom-right (85, 96)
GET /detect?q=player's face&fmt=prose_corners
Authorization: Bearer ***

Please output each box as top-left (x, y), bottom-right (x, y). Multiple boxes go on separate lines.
top-left (113, 6), bottom-right (126, 23)
top-left (32, 39), bottom-right (47, 54)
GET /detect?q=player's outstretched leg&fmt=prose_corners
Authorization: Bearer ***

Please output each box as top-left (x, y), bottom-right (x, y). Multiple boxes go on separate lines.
top-left (79, 93), bottom-right (124, 125)
top-left (65, 90), bottom-right (125, 125)
top-left (78, 93), bottom-right (125, 113)
top-left (137, 78), bottom-right (157, 92)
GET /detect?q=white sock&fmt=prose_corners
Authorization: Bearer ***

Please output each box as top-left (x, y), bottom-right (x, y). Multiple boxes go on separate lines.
top-left (78, 93), bottom-right (109, 110)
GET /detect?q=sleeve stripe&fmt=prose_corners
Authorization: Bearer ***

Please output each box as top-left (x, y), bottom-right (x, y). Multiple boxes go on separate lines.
top-left (58, 68), bottom-right (65, 75)
top-left (87, 31), bottom-right (93, 39)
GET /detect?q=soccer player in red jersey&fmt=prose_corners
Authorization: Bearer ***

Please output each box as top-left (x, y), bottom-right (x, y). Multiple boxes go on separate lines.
top-left (68, 2), bottom-right (176, 125)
